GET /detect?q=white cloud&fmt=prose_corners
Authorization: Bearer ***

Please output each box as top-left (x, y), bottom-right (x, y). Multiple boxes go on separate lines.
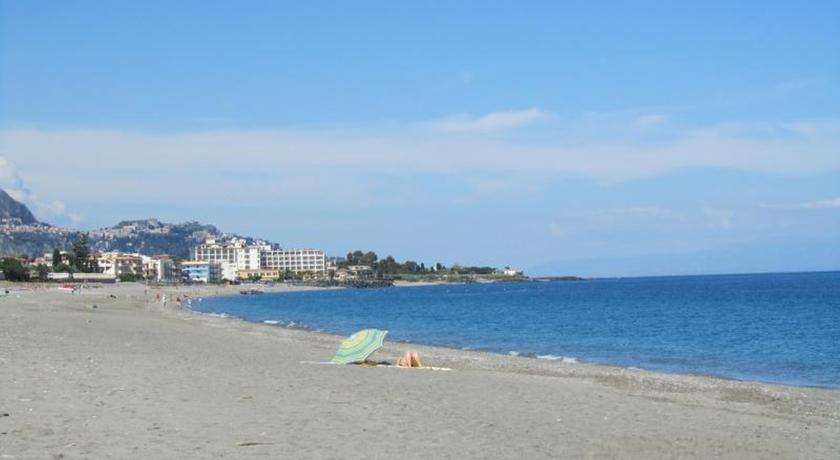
top-left (0, 156), bottom-right (77, 224)
top-left (635, 114), bottom-right (668, 127)
top-left (799, 197), bottom-right (840, 209)
top-left (0, 116), bottom-right (838, 216)
top-left (428, 108), bottom-right (546, 133)
top-left (2, 119), bottom-right (839, 181)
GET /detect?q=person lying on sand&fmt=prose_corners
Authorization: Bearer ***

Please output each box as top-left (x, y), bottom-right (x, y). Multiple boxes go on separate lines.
top-left (358, 350), bottom-right (424, 368)
top-left (396, 351), bottom-right (423, 368)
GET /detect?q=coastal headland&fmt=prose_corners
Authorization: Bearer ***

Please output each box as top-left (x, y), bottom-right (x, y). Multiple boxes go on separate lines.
top-left (1, 283), bottom-right (838, 459)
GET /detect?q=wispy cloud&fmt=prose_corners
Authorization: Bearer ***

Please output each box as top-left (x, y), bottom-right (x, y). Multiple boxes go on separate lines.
top-left (428, 108), bottom-right (547, 133)
top-left (635, 114), bottom-right (668, 127)
top-left (799, 197), bottom-right (840, 209)
top-left (0, 156), bottom-right (78, 224)
top-left (761, 196), bottom-right (840, 210)
top-left (2, 118), bottom-right (839, 181)
top-left (0, 116), bottom-right (838, 220)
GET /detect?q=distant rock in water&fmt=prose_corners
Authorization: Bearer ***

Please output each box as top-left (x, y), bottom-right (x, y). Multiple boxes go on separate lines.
top-left (0, 188), bottom-right (38, 225)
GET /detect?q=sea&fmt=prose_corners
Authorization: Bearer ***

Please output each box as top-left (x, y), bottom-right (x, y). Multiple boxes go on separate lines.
top-left (195, 271), bottom-right (840, 389)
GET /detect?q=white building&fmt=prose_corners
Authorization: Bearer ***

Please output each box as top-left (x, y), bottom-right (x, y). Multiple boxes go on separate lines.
top-left (95, 252), bottom-right (144, 277)
top-left (193, 238), bottom-right (326, 279)
top-left (142, 255), bottom-right (176, 282)
top-left (194, 238), bottom-right (266, 272)
top-left (261, 248), bottom-right (326, 274)
top-left (94, 252), bottom-right (177, 281)
top-left (194, 238), bottom-right (246, 266)
top-left (219, 261), bottom-right (239, 281)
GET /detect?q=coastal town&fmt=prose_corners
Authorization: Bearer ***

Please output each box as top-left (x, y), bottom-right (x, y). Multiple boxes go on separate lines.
top-left (2, 234), bottom-right (524, 286)
top-left (0, 190), bottom-right (523, 285)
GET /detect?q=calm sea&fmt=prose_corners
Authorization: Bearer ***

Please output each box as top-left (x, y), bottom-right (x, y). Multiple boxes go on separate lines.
top-left (196, 271), bottom-right (840, 389)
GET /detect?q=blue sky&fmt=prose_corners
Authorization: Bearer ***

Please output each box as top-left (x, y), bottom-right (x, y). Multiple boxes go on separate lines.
top-left (0, 1), bottom-right (838, 276)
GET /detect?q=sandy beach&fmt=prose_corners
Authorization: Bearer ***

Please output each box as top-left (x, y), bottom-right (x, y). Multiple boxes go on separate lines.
top-left (1, 282), bottom-right (838, 459)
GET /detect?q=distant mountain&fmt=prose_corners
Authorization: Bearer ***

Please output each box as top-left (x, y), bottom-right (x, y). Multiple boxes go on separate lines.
top-left (0, 188), bottom-right (238, 259)
top-left (0, 189), bottom-right (38, 225)
top-left (88, 218), bottom-right (228, 259)
top-left (0, 226), bottom-right (79, 258)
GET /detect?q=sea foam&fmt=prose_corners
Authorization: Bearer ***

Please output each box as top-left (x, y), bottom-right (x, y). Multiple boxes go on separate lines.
top-left (537, 354), bottom-right (578, 363)
top-left (205, 312), bottom-right (230, 318)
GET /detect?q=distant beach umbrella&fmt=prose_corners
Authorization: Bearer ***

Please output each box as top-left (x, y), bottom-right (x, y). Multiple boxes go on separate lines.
top-left (332, 329), bottom-right (388, 364)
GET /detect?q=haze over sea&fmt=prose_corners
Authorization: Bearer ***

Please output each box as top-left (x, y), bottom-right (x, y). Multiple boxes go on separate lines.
top-left (197, 271), bottom-right (840, 389)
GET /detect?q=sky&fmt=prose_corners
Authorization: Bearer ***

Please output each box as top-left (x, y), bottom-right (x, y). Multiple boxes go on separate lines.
top-left (0, 1), bottom-right (838, 276)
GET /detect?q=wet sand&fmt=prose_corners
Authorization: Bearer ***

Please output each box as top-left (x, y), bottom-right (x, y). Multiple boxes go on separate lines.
top-left (1, 282), bottom-right (838, 459)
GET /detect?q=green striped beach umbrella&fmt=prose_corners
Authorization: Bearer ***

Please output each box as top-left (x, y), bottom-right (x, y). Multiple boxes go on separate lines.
top-left (332, 329), bottom-right (389, 364)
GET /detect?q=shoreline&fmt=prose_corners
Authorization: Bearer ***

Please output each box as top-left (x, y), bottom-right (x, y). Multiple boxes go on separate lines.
top-left (9, 280), bottom-right (840, 392)
top-left (193, 304), bottom-right (840, 395)
top-left (2, 282), bottom-right (839, 458)
top-left (168, 283), bottom-right (840, 400)
top-left (195, 283), bottom-right (840, 392)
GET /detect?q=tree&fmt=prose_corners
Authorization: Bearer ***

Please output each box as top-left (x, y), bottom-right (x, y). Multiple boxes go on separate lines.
top-left (363, 251), bottom-right (378, 267)
top-left (54, 262), bottom-right (75, 274)
top-left (402, 260), bottom-right (418, 274)
top-left (379, 256), bottom-right (398, 275)
top-left (72, 235), bottom-right (91, 272)
top-left (52, 248), bottom-right (62, 268)
top-left (35, 263), bottom-right (49, 281)
top-left (1, 258), bottom-right (30, 282)
top-left (345, 250), bottom-right (378, 267)
top-left (346, 250), bottom-right (364, 265)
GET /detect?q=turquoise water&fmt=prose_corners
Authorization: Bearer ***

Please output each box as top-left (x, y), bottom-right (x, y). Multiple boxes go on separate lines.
top-left (197, 271), bottom-right (840, 388)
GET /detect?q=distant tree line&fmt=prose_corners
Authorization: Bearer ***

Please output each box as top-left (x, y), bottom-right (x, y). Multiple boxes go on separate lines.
top-left (340, 250), bottom-right (497, 277)
top-left (1, 235), bottom-right (101, 283)
top-left (1, 258), bottom-right (30, 281)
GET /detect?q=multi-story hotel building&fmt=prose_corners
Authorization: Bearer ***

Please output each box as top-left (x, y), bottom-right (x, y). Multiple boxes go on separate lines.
top-left (194, 238), bottom-right (251, 269)
top-left (193, 238), bottom-right (326, 280)
top-left (260, 248), bottom-right (326, 274)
